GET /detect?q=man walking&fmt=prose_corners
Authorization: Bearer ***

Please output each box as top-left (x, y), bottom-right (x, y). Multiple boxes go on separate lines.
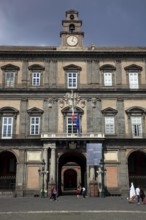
top-left (136, 186), bottom-right (140, 204)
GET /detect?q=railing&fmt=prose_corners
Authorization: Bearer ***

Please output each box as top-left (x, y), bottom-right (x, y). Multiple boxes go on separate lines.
top-left (41, 132), bottom-right (105, 139)
top-left (0, 176), bottom-right (16, 190)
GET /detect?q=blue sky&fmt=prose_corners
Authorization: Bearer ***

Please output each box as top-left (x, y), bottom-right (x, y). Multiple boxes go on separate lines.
top-left (0, 0), bottom-right (146, 47)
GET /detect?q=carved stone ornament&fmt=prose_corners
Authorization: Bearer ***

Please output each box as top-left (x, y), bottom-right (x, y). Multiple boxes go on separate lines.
top-left (92, 98), bottom-right (97, 108)
top-left (59, 99), bottom-right (64, 108)
top-left (69, 141), bottom-right (76, 150)
top-left (81, 99), bottom-right (85, 108)
top-left (48, 98), bottom-right (53, 108)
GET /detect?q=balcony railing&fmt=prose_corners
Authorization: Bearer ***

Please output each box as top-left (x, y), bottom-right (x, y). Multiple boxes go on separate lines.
top-left (41, 132), bottom-right (105, 139)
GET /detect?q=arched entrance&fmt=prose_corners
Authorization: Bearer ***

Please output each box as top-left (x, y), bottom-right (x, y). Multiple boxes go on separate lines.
top-left (128, 150), bottom-right (146, 189)
top-left (58, 151), bottom-right (86, 195)
top-left (0, 151), bottom-right (17, 191)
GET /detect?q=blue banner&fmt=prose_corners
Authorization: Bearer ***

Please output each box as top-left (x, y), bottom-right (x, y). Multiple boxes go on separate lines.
top-left (86, 143), bottom-right (102, 166)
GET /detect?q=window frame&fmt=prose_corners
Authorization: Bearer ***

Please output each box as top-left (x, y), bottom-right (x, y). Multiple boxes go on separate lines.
top-left (100, 64), bottom-right (116, 87)
top-left (2, 116), bottom-right (13, 138)
top-left (27, 107), bottom-right (44, 136)
top-left (101, 107), bottom-right (118, 136)
top-left (28, 64), bottom-right (45, 87)
top-left (63, 64), bottom-right (81, 90)
top-left (0, 107), bottom-right (19, 139)
top-left (32, 71), bottom-right (41, 86)
top-left (30, 116), bottom-right (40, 135)
top-left (67, 72), bottom-right (77, 89)
top-left (131, 116), bottom-right (142, 138)
top-left (126, 106), bottom-right (146, 138)
top-left (124, 64), bottom-right (142, 89)
top-left (1, 64), bottom-right (19, 88)
top-left (103, 72), bottom-right (113, 86)
top-left (104, 116), bottom-right (115, 134)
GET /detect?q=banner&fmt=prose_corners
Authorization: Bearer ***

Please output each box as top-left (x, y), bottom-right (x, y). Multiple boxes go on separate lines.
top-left (86, 143), bottom-right (102, 166)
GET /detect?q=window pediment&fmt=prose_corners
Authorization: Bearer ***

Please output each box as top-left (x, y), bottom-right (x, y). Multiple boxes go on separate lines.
top-left (63, 64), bottom-right (81, 71)
top-left (100, 64), bottom-right (116, 71)
top-left (101, 107), bottom-right (117, 116)
top-left (0, 107), bottom-right (19, 115)
top-left (126, 106), bottom-right (146, 116)
top-left (1, 64), bottom-right (20, 71)
top-left (124, 64), bottom-right (142, 71)
top-left (28, 64), bottom-right (45, 71)
top-left (27, 107), bottom-right (44, 115)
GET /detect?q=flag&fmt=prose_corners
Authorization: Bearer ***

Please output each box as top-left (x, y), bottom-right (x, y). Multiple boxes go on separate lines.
top-left (76, 113), bottom-right (80, 132)
top-left (71, 107), bottom-right (75, 121)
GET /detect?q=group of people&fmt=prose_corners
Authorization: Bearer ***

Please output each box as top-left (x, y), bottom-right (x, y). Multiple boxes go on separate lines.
top-left (129, 182), bottom-right (145, 204)
top-left (77, 186), bottom-right (86, 198)
top-left (50, 185), bottom-right (86, 201)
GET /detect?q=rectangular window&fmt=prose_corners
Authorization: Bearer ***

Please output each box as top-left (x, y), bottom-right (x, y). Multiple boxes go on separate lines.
top-left (129, 73), bottom-right (139, 89)
top-left (2, 117), bottom-right (13, 138)
top-left (32, 72), bottom-right (40, 86)
top-left (30, 117), bottom-right (40, 135)
top-left (104, 72), bottom-right (112, 86)
top-left (105, 117), bottom-right (115, 134)
top-left (67, 73), bottom-right (77, 88)
top-left (131, 117), bottom-right (142, 137)
top-left (67, 116), bottom-right (77, 134)
top-left (5, 72), bottom-right (15, 87)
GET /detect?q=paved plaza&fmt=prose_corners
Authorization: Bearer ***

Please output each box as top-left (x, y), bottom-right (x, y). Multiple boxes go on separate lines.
top-left (0, 195), bottom-right (146, 220)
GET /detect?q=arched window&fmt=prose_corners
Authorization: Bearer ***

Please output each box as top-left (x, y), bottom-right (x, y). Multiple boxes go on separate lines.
top-left (126, 106), bottom-right (146, 138)
top-left (28, 64), bottom-right (45, 87)
top-left (1, 64), bottom-right (20, 88)
top-left (100, 64), bottom-right (116, 87)
top-left (69, 24), bottom-right (75, 33)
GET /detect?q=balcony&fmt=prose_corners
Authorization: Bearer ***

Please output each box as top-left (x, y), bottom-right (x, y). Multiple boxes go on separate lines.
top-left (41, 132), bottom-right (105, 140)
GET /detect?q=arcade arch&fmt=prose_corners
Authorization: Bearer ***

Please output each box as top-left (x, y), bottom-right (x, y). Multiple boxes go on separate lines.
top-left (0, 151), bottom-right (17, 191)
top-left (128, 150), bottom-right (146, 189)
top-left (58, 151), bottom-right (86, 195)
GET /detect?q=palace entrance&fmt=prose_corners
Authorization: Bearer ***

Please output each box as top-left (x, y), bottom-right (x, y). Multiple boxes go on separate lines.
top-left (128, 150), bottom-right (146, 189)
top-left (0, 151), bottom-right (16, 191)
top-left (58, 151), bottom-right (86, 195)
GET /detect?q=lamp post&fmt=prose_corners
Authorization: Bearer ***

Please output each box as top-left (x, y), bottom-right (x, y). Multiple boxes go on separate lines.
top-left (96, 160), bottom-right (106, 198)
top-left (38, 159), bottom-right (49, 198)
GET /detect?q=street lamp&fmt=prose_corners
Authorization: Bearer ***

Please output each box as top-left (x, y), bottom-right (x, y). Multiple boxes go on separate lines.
top-left (96, 160), bottom-right (106, 198)
top-left (38, 159), bottom-right (49, 198)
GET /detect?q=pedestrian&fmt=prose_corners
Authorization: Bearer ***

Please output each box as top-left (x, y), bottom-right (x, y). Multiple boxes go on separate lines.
top-left (52, 186), bottom-right (57, 201)
top-left (129, 182), bottom-right (136, 202)
top-left (140, 188), bottom-right (145, 204)
top-left (82, 186), bottom-right (86, 198)
top-left (76, 185), bottom-right (81, 198)
top-left (136, 186), bottom-right (140, 204)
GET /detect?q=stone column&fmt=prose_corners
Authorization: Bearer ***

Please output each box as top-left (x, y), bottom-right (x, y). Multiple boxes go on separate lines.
top-left (119, 149), bottom-right (129, 196)
top-left (16, 149), bottom-right (26, 196)
top-left (49, 143), bottom-right (56, 183)
top-left (117, 98), bottom-right (125, 136)
top-left (19, 98), bottom-right (28, 137)
top-left (22, 59), bottom-right (28, 87)
top-left (43, 144), bottom-right (49, 194)
top-left (116, 60), bottom-right (122, 85)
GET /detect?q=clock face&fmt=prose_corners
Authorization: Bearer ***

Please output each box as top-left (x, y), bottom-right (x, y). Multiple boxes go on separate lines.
top-left (67, 36), bottom-right (78, 46)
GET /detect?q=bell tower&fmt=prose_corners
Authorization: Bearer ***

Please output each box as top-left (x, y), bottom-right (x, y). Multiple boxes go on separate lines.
top-left (59, 10), bottom-right (84, 49)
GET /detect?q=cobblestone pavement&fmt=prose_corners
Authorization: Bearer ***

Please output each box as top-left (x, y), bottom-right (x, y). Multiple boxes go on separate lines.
top-left (0, 196), bottom-right (146, 220)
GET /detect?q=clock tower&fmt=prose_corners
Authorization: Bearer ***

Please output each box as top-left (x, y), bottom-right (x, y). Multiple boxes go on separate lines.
top-left (59, 10), bottom-right (84, 49)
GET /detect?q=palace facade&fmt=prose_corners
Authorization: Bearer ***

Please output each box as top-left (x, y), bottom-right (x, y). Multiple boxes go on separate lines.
top-left (0, 10), bottom-right (146, 197)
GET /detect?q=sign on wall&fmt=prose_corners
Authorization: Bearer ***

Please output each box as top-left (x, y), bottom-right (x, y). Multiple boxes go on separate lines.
top-left (86, 143), bottom-right (102, 166)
